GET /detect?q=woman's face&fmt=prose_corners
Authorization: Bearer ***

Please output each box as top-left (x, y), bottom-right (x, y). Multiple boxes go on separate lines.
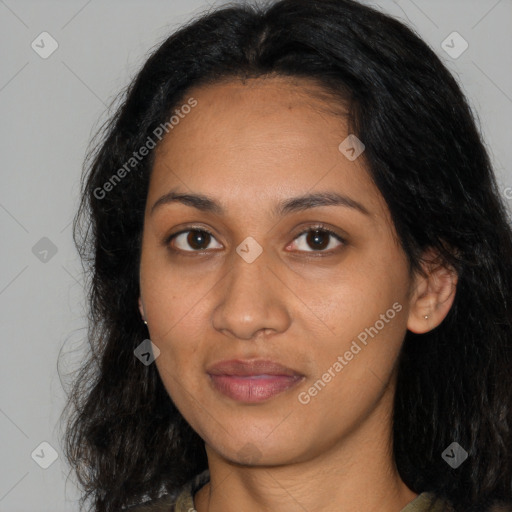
top-left (139, 76), bottom-right (420, 465)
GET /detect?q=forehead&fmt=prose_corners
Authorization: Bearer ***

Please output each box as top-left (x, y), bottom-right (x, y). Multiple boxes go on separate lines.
top-left (149, 76), bottom-right (388, 221)
top-left (155, 75), bottom-right (348, 155)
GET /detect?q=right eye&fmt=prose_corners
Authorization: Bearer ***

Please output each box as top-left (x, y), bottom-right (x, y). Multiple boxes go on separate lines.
top-left (166, 228), bottom-right (223, 252)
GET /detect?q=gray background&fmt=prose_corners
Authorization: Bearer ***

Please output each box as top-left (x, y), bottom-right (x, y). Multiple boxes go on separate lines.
top-left (1, 0), bottom-right (511, 510)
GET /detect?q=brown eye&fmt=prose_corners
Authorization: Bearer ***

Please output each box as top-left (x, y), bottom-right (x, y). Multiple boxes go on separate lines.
top-left (166, 226), bottom-right (345, 255)
top-left (290, 228), bottom-right (345, 253)
top-left (306, 230), bottom-right (330, 250)
top-left (168, 229), bottom-right (222, 252)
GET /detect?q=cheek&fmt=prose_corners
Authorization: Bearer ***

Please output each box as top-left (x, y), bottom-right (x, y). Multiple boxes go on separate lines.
top-left (293, 301), bottom-right (406, 440)
top-left (301, 295), bottom-right (406, 387)
top-left (140, 252), bottom-right (216, 347)
top-left (289, 255), bottom-right (409, 340)
top-left (292, 258), bottom-right (410, 393)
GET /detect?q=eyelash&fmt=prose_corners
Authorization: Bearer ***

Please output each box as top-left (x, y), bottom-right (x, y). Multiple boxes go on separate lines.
top-left (164, 224), bottom-right (346, 256)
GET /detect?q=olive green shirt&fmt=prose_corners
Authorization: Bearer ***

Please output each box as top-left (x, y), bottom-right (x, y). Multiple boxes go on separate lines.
top-left (128, 470), bottom-right (450, 511)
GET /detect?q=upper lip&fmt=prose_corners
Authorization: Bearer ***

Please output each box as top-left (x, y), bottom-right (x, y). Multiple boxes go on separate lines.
top-left (207, 359), bottom-right (304, 377)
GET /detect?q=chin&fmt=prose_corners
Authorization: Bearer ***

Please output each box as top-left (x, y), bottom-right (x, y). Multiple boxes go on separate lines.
top-left (203, 427), bottom-right (314, 467)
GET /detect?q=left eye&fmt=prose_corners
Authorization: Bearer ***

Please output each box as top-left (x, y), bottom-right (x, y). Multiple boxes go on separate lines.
top-left (289, 228), bottom-right (345, 252)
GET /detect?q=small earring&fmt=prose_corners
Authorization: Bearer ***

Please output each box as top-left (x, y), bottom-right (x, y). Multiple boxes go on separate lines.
top-left (424, 315), bottom-right (429, 320)
top-left (143, 319), bottom-right (148, 325)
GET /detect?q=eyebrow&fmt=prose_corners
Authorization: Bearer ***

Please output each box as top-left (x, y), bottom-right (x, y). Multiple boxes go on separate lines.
top-left (150, 189), bottom-right (370, 217)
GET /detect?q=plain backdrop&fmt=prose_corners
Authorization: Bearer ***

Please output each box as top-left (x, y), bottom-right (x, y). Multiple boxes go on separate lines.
top-left (1, 0), bottom-right (511, 510)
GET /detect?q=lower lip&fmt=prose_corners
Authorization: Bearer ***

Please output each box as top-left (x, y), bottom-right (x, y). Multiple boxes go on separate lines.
top-left (208, 374), bottom-right (303, 403)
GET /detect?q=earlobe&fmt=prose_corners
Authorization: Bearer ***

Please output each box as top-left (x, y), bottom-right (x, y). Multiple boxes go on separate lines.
top-left (407, 250), bottom-right (458, 334)
top-left (138, 297), bottom-right (145, 320)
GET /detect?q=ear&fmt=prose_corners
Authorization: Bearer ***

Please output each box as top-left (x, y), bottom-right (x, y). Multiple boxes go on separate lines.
top-left (407, 248), bottom-right (458, 334)
top-left (138, 297), bottom-right (145, 321)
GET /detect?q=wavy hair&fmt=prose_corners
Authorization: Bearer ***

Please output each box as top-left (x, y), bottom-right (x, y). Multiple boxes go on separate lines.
top-left (60, 0), bottom-right (512, 510)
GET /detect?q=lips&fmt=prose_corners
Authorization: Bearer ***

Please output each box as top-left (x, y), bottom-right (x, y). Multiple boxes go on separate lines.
top-left (207, 359), bottom-right (303, 377)
top-left (206, 359), bottom-right (305, 403)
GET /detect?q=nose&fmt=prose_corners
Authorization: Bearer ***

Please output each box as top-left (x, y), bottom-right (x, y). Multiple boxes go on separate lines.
top-left (211, 249), bottom-right (292, 341)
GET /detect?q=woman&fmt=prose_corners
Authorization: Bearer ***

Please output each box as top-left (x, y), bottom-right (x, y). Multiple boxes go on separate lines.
top-left (61, 0), bottom-right (512, 511)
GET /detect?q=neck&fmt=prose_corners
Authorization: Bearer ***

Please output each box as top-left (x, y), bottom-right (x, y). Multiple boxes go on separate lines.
top-left (194, 383), bottom-right (418, 512)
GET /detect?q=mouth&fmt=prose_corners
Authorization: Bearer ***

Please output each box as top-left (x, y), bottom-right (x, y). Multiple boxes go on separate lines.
top-left (206, 359), bottom-right (305, 403)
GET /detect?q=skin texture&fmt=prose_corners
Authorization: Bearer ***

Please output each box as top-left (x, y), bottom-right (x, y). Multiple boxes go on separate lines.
top-left (138, 76), bottom-right (457, 512)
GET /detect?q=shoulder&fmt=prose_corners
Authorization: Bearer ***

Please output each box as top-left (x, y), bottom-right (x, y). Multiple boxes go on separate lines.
top-left (404, 492), bottom-right (512, 512)
top-left (126, 469), bottom-right (210, 512)
top-left (401, 492), bottom-right (451, 512)
top-left (125, 493), bottom-right (177, 512)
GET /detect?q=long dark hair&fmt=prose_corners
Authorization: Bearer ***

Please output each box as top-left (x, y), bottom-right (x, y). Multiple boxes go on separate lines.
top-left (60, 0), bottom-right (512, 510)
